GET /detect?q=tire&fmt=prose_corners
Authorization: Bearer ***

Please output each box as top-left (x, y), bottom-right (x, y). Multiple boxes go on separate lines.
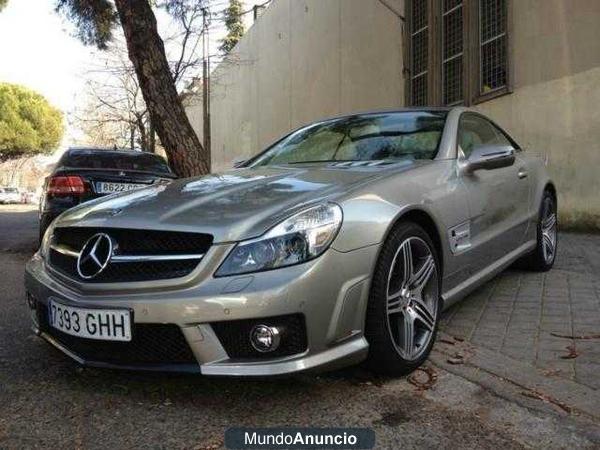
top-left (517, 190), bottom-right (557, 272)
top-left (365, 221), bottom-right (442, 376)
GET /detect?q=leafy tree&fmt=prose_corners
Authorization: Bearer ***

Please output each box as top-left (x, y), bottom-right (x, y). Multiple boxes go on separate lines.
top-left (219, 0), bottom-right (245, 55)
top-left (0, 83), bottom-right (64, 159)
top-left (55, 0), bottom-right (115, 49)
top-left (0, 0), bottom-right (7, 12)
top-left (56, 0), bottom-right (210, 177)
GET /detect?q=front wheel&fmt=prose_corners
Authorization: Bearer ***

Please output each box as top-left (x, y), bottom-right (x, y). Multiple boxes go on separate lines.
top-left (365, 222), bottom-right (441, 376)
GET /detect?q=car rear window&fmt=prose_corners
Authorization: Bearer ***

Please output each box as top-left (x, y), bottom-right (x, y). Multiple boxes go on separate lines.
top-left (61, 151), bottom-right (172, 174)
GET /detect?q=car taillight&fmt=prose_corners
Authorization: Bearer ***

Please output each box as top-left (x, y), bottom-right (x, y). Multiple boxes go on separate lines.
top-left (47, 176), bottom-right (87, 195)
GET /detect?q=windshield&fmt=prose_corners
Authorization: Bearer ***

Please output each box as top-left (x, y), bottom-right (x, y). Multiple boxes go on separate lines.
top-left (250, 111), bottom-right (447, 167)
top-left (61, 151), bottom-right (172, 174)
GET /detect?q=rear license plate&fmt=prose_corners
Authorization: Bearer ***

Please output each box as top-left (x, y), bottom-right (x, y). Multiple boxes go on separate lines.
top-left (48, 299), bottom-right (132, 342)
top-left (96, 182), bottom-right (145, 194)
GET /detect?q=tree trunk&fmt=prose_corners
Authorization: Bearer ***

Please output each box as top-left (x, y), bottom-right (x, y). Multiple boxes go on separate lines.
top-left (114, 0), bottom-right (209, 177)
top-left (149, 121), bottom-right (156, 154)
top-left (129, 125), bottom-right (135, 150)
top-left (135, 114), bottom-right (147, 151)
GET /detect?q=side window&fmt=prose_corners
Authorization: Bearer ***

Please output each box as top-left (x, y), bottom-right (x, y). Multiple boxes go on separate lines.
top-left (489, 122), bottom-right (520, 151)
top-left (458, 114), bottom-right (508, 158)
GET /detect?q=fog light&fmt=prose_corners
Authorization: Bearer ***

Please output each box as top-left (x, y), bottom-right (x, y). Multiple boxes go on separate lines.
top-left (250, 325), bottom-right (281, 353)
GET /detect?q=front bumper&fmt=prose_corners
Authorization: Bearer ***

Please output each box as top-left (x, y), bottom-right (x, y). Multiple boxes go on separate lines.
top-left (24, 244), bottom-right (378, 376)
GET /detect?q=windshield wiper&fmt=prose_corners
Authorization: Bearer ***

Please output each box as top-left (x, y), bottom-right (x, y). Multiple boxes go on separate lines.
top-left (287, 159), bottom-right (361, 164)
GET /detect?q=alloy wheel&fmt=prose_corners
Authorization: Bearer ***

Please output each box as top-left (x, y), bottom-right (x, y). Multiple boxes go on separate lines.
top-left (385, 237), bottom-right (439, 361)
top-left (541, 198), bottom-right (557, 264)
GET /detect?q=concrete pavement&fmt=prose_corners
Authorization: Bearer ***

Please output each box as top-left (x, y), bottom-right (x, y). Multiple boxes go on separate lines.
top-left (441, 233), bottom-right (600, 390)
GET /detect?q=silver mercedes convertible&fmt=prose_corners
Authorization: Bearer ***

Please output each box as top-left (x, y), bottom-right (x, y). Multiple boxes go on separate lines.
top-left (25, 108), bottom-right (557, 376)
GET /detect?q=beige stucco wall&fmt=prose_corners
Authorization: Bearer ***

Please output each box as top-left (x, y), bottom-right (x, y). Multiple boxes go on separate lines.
top-left (186, 0), bottom-right (600, 229)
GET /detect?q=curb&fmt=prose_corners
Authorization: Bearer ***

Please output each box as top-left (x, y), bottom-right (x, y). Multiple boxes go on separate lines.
top-left (431, 332), bottom-right (600, 422)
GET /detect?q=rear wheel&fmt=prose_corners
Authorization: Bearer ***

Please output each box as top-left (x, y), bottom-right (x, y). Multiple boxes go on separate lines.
top-left (518, 190), bottom-right (557, 271)
top-left (365, 222), bottom-right (441, 376)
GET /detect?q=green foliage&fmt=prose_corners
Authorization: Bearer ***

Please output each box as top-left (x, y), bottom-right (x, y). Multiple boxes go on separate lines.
top-left (219, 0), bottom-right (245, 55)
top-left (55, 0), bottom-right (117, 49)
top-left (0, 0), bottom-right (8, 12)
top-left (55, 0), bottom-right (204, 50)
top-left (0, 83), bottom-right (64, 158)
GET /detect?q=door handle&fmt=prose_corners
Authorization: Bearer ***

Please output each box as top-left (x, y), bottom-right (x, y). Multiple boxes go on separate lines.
top-left (518, 168), bottom-right (528, 179)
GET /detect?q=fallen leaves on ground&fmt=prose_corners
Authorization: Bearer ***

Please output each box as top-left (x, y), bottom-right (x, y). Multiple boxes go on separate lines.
top-left (446, 353), bottom-right (465, 365)
top-left (520, 389), bottom-right (573, 414)
top-left (194, 438), bottom-right (223, 450)
top-left (407, 366), bottom-right (438, 390)
top-left (560, 343), bottom-right (580, 360)
top-left (541, 368), bottom-right (562, 377)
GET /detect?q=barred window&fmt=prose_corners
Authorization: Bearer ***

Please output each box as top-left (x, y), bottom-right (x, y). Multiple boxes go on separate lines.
top-left (442, 0), bottom-right (464, 105)
top-left (479, 0), bottom-right (507, 94)
top-left (410, 0), bottom-right (429, 106)
top-left (406, 0), bottom-right (510, 106)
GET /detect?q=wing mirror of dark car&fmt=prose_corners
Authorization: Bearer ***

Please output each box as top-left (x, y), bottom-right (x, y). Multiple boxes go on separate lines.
top-left (232, 158), bottom-right (247, 168)
top-left (465, 144), bottom-right (516, 173)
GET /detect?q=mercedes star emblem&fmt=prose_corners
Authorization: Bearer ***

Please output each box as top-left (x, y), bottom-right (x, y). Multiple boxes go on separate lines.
top-left (76, 233), bottom-right (114, 279)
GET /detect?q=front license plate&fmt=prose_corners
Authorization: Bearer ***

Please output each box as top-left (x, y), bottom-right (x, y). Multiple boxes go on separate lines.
top-left (96, 182), bottom-right (145, 194)
top-left (48, 299), bottom-right (132, 342)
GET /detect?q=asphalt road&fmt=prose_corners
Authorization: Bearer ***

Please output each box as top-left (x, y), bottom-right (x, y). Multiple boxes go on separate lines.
top-left (0, 204), bottom-right (38, 253)
top-left (0, 205), bottom-right (598, 449)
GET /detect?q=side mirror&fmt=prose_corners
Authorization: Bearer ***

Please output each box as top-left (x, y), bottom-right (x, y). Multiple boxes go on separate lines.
top-left (465, 145), bottom-right (516, 173)
top-left (232, 158), bottom-right (247, 168)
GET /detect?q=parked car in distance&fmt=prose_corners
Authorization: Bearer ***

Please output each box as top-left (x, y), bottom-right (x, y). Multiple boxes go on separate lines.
top-left (26, 108), bottom-right (557, 377)
top-left (39, 148), bottom-right (176, 240)
top-left (0, 187), bottom-right (22, 204)
top-left (27, 190), bottom-right (42, 205)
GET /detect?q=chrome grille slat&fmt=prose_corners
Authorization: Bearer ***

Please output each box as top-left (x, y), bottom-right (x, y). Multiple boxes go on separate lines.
top-left (49, 244), bottom-right (80, 258)
top-left (48, 244), bottom-right (205, 263)
top-left (111, 254), bottom-right (206, 262)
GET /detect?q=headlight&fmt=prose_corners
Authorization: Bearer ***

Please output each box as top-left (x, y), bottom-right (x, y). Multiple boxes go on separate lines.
top-left (39, 223), bottom-right (55, 259)
top-left (216, 203), bottom-right (343, 276)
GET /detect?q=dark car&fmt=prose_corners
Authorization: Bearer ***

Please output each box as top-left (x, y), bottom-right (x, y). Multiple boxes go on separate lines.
top-left (39, 148), bottom-right (176, 240)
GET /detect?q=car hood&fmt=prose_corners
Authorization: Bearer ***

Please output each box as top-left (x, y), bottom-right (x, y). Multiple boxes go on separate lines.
top-left (55, 161), bottom-right (423, 243)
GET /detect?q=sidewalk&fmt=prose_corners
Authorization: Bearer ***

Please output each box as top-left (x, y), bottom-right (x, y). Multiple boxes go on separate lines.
top-left (441, 232), bottom-right (600, 390)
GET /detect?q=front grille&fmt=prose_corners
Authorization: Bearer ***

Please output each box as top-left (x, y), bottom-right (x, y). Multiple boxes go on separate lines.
top-left (211, 314), bottom-right (308, 359)
top-left (53, 227), bottom-right (213, 256)
top-left (48, 227), bottom-right (212, 283)
top-left (38, 304), bottom-right (197, 366)
top-left (49, 249), bottom-right (200, 283)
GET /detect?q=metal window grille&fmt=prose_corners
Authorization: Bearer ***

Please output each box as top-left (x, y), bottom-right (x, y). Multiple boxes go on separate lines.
top-left (479, 0), bottom-right (507, 94)
top-left (410, 0), bottom-right (429, 106)
top-left (442, 0), bottom-right (464, 105)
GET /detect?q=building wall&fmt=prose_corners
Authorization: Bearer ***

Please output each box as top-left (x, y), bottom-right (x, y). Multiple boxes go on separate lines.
top-left (186, 0), bottom-right (600, 229)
